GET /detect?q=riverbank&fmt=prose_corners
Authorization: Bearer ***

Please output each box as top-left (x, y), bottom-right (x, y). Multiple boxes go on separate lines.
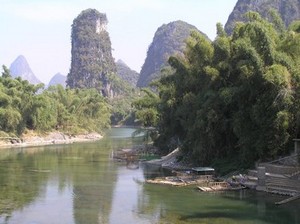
top-left (145, 148), bottom-right (300, 202)
top-left (145, 148), bottom-right (193, 170)
top-left (145, 148), bottom-right (256, 189)
top-left (0, 131), bottom-right (103, 149)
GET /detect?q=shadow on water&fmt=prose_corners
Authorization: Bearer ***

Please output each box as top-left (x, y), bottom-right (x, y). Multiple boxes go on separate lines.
top-left (139, 163), bottom-right (300, 224)
top-left (213, 190), bottom-right (300, 224)
top-left (179, 211), bottom-right (257, 222)
top-left (1, 127), bottom-right (299, 224)
top-left (174, 189), bottom-right (300, 224)
top-left (0, 127), bottom-right (148, 224)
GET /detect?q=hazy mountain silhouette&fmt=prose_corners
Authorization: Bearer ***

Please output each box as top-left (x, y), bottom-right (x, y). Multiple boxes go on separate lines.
top-left (9, 55), bottom-right (41, 84)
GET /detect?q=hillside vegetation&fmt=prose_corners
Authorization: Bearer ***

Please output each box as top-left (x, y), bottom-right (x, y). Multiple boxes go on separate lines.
top-left (134, 13), bottom-right (300, 170)
top-left (225, 0), bottom-right (300, 34)
top-left (67, 9), bottom-right (116, 97)
top-left (0, 66), bottom-right (110, 137)
top-left (137, 20), bottom-right (207, 87)
top-left (116, 60), bottom-right (139, 87)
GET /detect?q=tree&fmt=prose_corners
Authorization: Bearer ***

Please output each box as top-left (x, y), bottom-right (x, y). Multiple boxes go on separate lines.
top-left (0, 66), bottom-right (111, 136)
top-left (1, 65), bottom-right (11, 78)
top-left (152, 11), bottom-right (300, 169)
top-left (133, 88), bottom-right (159, 127)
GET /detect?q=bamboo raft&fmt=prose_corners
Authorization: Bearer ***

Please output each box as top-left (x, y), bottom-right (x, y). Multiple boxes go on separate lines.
top-left (146, 177), bottom-right (188, 186)
top-left (275, 194), bottom-right (300, 205)
top-left (146, 175), bottom-right (213, 187)
top-left (197, 182), bottom-right (246, 192)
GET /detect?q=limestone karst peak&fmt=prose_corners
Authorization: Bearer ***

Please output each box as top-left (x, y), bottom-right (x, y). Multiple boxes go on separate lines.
top-left (9, 55), bottom-right (41, 84)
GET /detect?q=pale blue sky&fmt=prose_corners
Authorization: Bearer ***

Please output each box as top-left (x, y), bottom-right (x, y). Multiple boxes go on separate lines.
top-left (0, 0), bottom-right (238, 84)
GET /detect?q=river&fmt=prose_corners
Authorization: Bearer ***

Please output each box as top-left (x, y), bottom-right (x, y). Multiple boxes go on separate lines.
top-left (0, 127), bottom-right (299, 224)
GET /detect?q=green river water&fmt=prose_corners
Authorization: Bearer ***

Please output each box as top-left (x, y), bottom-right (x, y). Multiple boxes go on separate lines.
top-left (0, 127), bottom-right (299, 224)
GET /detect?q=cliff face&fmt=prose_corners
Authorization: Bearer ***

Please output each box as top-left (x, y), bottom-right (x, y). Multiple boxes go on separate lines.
top-left (9, 55), bottom-right (41, 85)
top-left (67, 9), bottom-right (116, 97)
top-left (137, 20), bottom-right (206, 87)
top-left (116, 60), bottom-right (139, 87)
top-left (225, 0), bottom-right (300, 34)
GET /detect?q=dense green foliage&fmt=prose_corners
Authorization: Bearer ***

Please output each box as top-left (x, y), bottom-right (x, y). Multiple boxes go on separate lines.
top-left (116, 59), bottom-right (139, 87)
top-left (103, 67), bottom-right (139, 125)
top-left (0, 66), bottom-right (110, 136)
top-left (133, 88), bottom-right (160, 127)
top-left (225, 0), bottom-right (300, 34)
top-left (109, 60), bottom-right (140, 125)
top-left (134, 12), bottom-right (300, 169)
top-left (67, 9), bottom-right (116, 97)
top-left (137, 20), bottom-right (207, 87)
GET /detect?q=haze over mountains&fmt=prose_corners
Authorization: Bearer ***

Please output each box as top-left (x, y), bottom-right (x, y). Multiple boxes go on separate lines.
top-left (8, 55), bottom-right (138, 89)
top-left (47, 73), bottom-right (67, 88)
top-left (9, 55), bottom-right (41, 85)
top-left (7, 0), bottom-right (300, 90)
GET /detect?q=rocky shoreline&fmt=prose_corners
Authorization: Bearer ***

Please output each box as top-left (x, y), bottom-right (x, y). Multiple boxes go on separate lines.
top-left (0, 131), bottom-right (103, 149)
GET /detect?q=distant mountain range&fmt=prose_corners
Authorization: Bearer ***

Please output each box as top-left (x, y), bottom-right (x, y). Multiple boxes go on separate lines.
top-left (9, 55), bottom-right (66, 88)
top-left (9, 55), bottom-right (41, 85)
top-left (10, 2), bottom-right (300, 90)
top-left (8, 55), bottom-right (138, 90)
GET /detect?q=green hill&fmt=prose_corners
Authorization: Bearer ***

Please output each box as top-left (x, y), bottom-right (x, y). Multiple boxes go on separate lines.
top-left (137, 20), bottom-right (208, 87)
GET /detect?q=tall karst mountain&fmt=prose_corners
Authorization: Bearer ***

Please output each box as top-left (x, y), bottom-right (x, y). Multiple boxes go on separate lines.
top-left (225, 0), bottom-right (300, 34)
top-left (116, 59), bottom-right (139, 87)
top-left (9, 55), bottom-right (41, 84)
top-left (67, 9), bottom-right (116, 97)
top-left (137, 20), bottom-right (206, 87)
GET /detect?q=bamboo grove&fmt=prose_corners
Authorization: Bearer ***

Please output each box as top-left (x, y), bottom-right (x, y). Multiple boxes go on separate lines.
top-left (0, 66), bottom-right (110, 137)
top-left (134, 12), bottom-right (300, 169)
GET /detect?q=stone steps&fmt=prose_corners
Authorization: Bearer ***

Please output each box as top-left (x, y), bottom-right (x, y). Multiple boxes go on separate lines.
top-left (289, 170), bottom-right (300, 178)
top-left (267, 186), bottom-right (299, 196)
top-left (266, 176), bottom-right (300, 192)
top-left (275, 194), bottom-right (300, 205)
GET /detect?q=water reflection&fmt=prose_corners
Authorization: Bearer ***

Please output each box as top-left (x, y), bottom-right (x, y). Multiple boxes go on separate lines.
top-left (71, 143), bottom-right (118, 224)
top-left (138, 165), bottom-right (300, 224)
top-left (0, 128), bottom-right (299, 224)
top-left (0, 147), bottom-right (50, 221)
top-left (0, 127), bottom-right (145, 224)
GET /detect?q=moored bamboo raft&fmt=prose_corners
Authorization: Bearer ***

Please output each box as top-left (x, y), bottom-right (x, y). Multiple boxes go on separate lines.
top-left (146, 177), bottom-right (187, 186)
top-left (197, 181), bottom-right (246, 192)
top-left (146, 174), bottom-right (213, 187)
top-left (275, 194), bottom-right (300, 205)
